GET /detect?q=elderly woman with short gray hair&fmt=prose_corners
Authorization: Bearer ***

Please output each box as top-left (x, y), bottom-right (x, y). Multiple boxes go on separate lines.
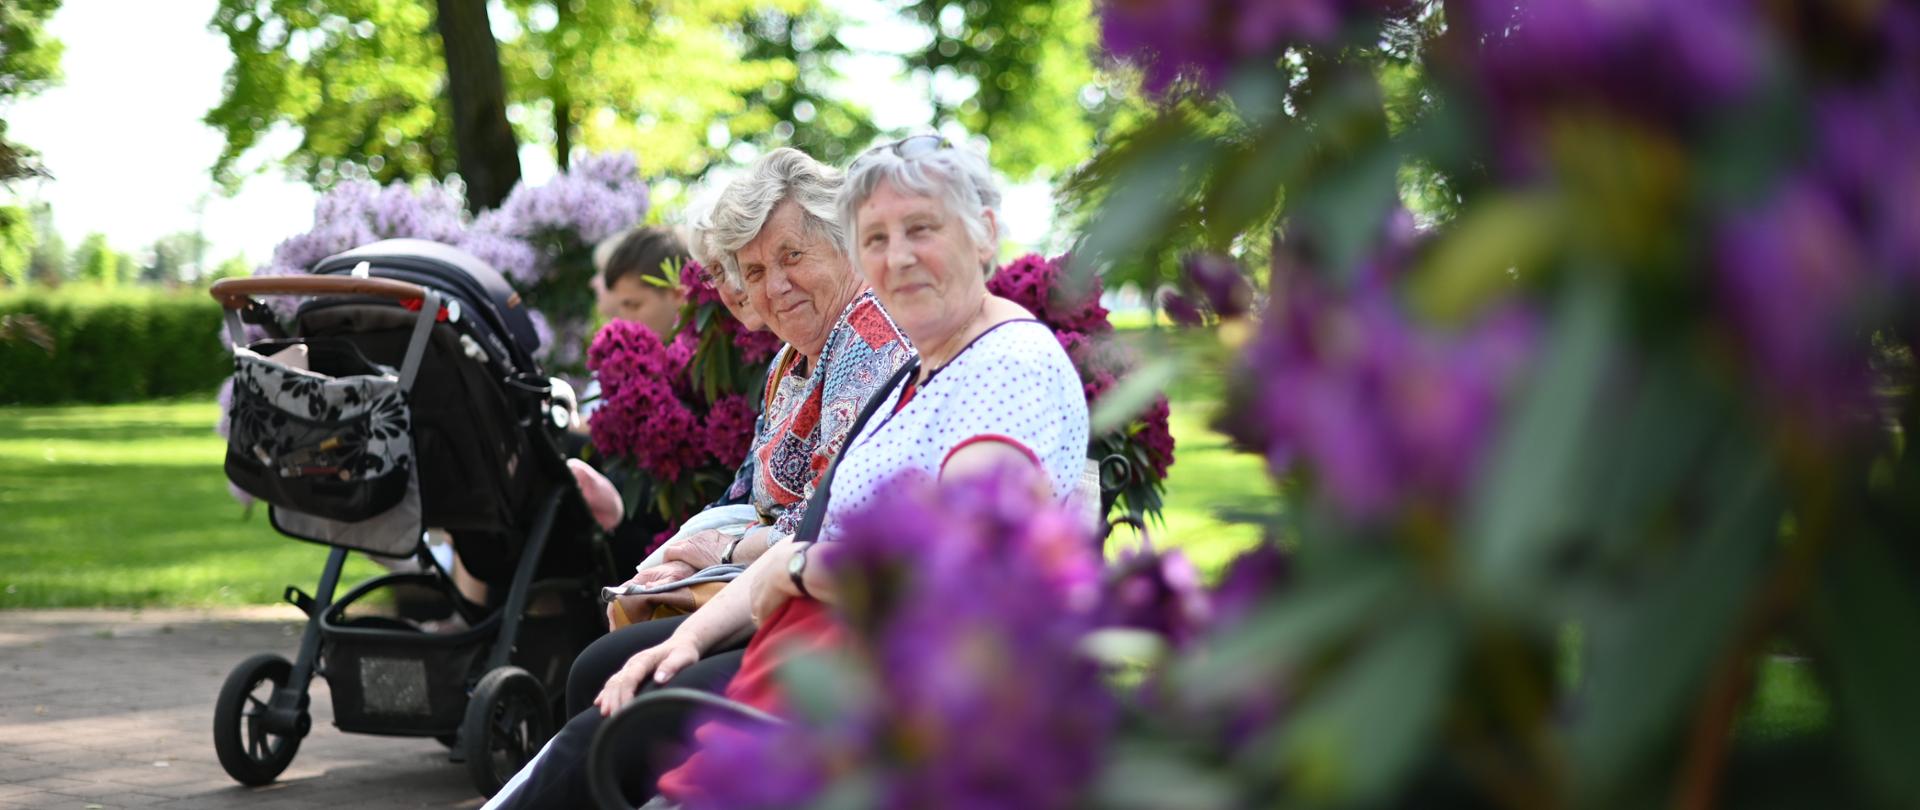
top-left (488, 148), bottom-right (914, 810)
top-left (631, 135), bottom-right (1090, 807)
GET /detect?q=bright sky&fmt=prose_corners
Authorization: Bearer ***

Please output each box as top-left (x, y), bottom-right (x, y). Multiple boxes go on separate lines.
top-left (2, 0), bottom-right (1058, 271)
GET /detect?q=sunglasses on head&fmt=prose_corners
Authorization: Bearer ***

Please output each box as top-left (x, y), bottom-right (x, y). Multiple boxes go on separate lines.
top-left (853, 134), bottom-right (953, 168)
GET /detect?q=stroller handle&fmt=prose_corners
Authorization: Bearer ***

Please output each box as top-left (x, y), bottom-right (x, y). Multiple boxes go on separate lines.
top-left (210, 276), bottom-right (430, 310)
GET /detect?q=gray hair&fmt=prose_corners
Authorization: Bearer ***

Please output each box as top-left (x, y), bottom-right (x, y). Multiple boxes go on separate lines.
top-left (837, 138), bottom-right (1003, 275)
top-left (705, 148), bottom-right (846, 287)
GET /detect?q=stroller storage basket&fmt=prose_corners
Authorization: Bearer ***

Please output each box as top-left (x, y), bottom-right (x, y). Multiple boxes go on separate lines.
top-left (320, 573), bottom-right (498, 736)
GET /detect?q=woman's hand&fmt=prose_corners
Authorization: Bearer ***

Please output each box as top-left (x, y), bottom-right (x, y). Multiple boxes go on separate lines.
top-left (567, 459), bottom-right (623, 532)
top-left (746, 542), bottom-right (807, 626)
top-left (594, 636), bottom-right (704, 716)
top-left (661, 529), bottom-right (732, 571)
top-left (605, 562), bottom-right (698, 630)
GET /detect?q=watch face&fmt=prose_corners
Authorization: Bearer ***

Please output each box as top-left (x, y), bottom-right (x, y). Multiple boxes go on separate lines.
top-left (788, 545), bottom-right (808, 576)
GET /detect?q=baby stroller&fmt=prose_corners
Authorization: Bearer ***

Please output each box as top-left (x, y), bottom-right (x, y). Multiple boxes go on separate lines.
top-left (208, 239), bottom-right (613, 797)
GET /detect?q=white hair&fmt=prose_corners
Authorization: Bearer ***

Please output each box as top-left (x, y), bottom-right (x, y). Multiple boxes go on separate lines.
top-left (837, 137), bottom-right (1003, 275)
top-left (705, 148), bottom-right (845, 288)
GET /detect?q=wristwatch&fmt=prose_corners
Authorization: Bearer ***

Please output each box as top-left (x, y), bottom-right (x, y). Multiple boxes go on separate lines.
top-left (787, 542), bottom-right (816, 598)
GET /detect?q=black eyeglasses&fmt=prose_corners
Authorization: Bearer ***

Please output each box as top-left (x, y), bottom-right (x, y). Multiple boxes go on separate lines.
top-left (852, 134), bottom-right (953, 168)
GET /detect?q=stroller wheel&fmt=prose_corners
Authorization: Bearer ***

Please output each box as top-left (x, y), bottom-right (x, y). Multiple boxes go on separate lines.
top-left (213, 653), bottom-right (305, 785)
top-left (461, 666), bottom-right (552, 797)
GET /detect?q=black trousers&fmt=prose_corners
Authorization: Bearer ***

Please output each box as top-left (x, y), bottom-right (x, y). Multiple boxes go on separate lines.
top-left (494, 615), bottom-right (749, 809)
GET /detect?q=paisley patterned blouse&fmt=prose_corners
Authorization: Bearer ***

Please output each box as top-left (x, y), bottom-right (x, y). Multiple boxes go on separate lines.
top-left (749, 290), bottom-right (914, 536)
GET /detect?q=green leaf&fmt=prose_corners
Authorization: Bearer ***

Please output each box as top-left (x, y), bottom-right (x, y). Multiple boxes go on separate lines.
top-left (1269, 607), bottom-right (1460, 805)
top-left (1409, 193), bottom-right (1562, 325)
top-left (1464, 276), bottom-right (1615, 598)
top-left (1570, 439), bottom-right (1780, 794)
top-left (1813, 532), bottom-right (1920, 805)
top-left (1175, 562), bottom-right (1407, 704)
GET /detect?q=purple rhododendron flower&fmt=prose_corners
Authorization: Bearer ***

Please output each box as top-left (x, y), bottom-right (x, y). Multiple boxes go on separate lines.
top-left (685, 467), bottom-right (1115, 810)
top-left (702, 394), bottom-right (758, 468)
top-left (588, 319), bottom-right (678, 386)
top-left (1714, 182), bottom-right (1877, 427)
top-left (589, 374), bottom-right (704, 480)
top-left (1184, 253), bottom-right (1254, 318)
top-left (678, 259), bottom-right (724, 308)
top-left (1160, 289), bottom-right (1206, 327)
top-left (989, 253), bottom-right (1111, 336)
top-left (1467, 0), bottom-right (1769, 172)
top-left (1101, 0), bottom-right (1404, 96)
top-left (731, 325), bottom-right (785, 365)
top-left (1210, 541), bottom-right (1292, 630)
top-left (1234, 279), bottom-right (1538, 519)
top-left (1100, 542), bottom-right (1213, 647)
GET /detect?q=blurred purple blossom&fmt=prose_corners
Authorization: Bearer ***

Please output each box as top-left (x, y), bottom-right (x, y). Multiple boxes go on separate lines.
top-left (476, 152), bottom-right (649, 251)
top-left (685, 467), bottom-right (1115, 809)
top-left (1101, 0), bottom-right (1406, 96)
top-left (456, 229), bottom-right (542, 287)
top-left (525, 310), bottom-right (554, 363)
top-left (1160, 290), bottom-right (1206, 327)
top-left (1183, 253), bottom-right (1254, 319)
top-left (1467, 0), bottom-right (1770, 171)
top-left (1211, 541), bottom-right (1292, 629)
top-left (1714, 182), bottom-right (1876, 427)
top-left (1233, 280), bottom-right (1538, 519)
top-left (1100, 543), bottom-right (1213, 647)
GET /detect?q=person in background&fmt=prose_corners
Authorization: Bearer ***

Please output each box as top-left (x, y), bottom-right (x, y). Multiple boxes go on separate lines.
top-left (595, 226), bottom-right (688, 338)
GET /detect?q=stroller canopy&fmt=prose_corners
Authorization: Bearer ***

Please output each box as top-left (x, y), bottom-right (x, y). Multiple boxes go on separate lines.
top-left (309, 239), bottom-right (544, 377)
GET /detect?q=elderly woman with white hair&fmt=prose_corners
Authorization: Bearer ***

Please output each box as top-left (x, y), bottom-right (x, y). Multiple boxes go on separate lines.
top-left (617, 134), bottom-right (1091, 807)
top-left (489, 148), bottom-right (914, 810)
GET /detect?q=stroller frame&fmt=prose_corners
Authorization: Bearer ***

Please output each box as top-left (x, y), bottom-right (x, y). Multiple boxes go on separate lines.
top-left (209, 257), bottom-right (609, 798)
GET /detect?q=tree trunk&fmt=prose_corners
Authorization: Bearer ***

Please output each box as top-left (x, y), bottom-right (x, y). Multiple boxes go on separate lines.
top-left (434, 0), bottom-right (521, 212)
top-left (554, 97), bottom-right (573, 172)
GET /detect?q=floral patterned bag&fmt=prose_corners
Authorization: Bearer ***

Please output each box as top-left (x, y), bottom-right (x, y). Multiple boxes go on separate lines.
top-left (222, 292), bottom-right (441, 555)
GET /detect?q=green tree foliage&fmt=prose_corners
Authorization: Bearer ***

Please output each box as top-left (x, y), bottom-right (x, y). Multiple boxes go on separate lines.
top-left (206, 0), bottom-right (456, 190)
top-left (731, 5), bottom-right (880, 166)
top-left (208, 0), bottom-right (829, 193)
top-left (495, 0), bottom-right (805, 175)
top-left (71, 233), bottom-right (126, 287)
top-left (898, 0), bottom-right (1116, 179)
top-left (206, 253), bottom-right (252, 283)
top-left (0, 0), bottom-right (64, 183)
top-left (0, 205), bottom-right (33, 286)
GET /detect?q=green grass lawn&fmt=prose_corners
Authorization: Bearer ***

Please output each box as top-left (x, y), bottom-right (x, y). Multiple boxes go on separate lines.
top-left (0, 369), bottom-right (1274, 608)
top-left (0, 385), bottom-right (1825, 738)
top-left (0, 397), bottom-right (383, 608)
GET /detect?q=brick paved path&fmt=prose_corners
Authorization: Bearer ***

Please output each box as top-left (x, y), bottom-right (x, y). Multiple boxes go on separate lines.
top-left (0, 608), bottom-right (486, 809)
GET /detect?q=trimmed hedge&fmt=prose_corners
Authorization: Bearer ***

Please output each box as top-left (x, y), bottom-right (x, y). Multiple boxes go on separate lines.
top-left (0, 287), bottom-right (232, 404)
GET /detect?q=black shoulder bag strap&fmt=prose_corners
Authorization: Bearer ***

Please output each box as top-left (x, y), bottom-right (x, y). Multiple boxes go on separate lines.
top-left (791, 358), bottom-right (920, 545)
